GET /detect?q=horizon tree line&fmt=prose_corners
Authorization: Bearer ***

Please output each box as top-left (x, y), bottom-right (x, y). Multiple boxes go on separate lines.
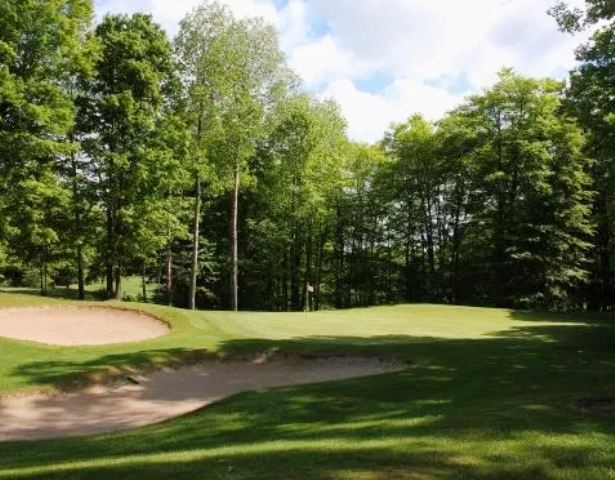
top-left (0, 0), bottom-right (612, 312)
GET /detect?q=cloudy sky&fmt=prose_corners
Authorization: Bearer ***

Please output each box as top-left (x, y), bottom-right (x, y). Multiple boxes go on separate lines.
top-left (94, 0), bottom-right (587, 142)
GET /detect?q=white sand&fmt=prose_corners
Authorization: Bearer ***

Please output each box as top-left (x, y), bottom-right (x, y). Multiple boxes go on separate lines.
top-left (0, 306), bottom-right (169, 346)
top-left (0, 357), bottom-right (403, 441)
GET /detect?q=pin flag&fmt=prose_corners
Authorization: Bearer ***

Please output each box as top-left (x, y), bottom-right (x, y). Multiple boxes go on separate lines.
top-left (307, 283), bottom-right (314, 293)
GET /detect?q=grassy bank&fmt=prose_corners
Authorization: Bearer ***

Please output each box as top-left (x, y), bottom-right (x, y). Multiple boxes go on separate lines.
top-left (0, 293), bottom-right (614, 479)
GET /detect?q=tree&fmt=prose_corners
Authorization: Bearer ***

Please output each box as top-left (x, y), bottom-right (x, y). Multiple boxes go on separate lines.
top-left (332, 142), bottom-right (391, 307)
top-left (566, 23), bottom-right (615, 310)
top-left (384, 115), bottom-right (443, 301)
top-left (251, 94), bottom-right (347, 310)
top-left (81, 13), bottom-right (188, 300)
top-left (176, 1), bottom-right (292, 310)
top-left (549, 0), bottom-right (615, 310)
top-left (549, 0), bottom-right (613, 32)
top-left (461, 70), bottom-right (593, 308)
top-left (0, 0), bottom-right (94, 294)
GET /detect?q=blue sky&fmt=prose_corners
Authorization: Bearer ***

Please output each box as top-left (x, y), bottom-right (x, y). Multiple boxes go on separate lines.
top-left (95, 0), bottom-right (588, 142)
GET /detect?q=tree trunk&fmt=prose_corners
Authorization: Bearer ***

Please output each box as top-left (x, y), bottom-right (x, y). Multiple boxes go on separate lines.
top-left (230, 162), bottom-right (240, 311)
top-left (314, 226), bottom-right (326, 311)
top-left (165, 243), bottom-right (173, 306)
top-left (334, 208), bottom-right (344, 309)
top-left (39, 263), bottom-right (45, 297)
top-left (423, 192), bottom-right (435, 299)
top-left (290, 231), bottom-right (302, 311)
top-left (141, 262), bottom-right (147, 302)
top-left (77, 246), bottom-right (84, 300)
top-left (450, 187), bottom-right (464, 304)
top-left (387, 232), bottom-right (393, 302)
top-left (405, 235), bottom-right (412, 302)
top-left (283, 248), bottom-right (290, 311)
top-left (114, 267), bottom-right (122, 300)
top-left (303, 222), bottom-right (313, 311)
top-left (69, 144), bottom-right (85, 301)
top-left (189, 172), bottom-right (201, 310)
top-left (106, 206), bottom-right (114, 299)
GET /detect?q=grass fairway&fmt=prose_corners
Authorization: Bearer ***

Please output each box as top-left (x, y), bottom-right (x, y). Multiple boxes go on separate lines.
top-left (0, 293), bottom-right (614, 479)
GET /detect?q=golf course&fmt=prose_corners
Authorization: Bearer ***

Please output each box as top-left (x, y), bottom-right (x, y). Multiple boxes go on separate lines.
top-left (2, 0), bottom-right (615, 478)
top-left (0, 291), bottom-right (614, 479)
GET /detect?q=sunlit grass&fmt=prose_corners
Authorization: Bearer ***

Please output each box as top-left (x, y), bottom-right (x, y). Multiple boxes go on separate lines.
top-left (0, 292), bottom-right (613, 479)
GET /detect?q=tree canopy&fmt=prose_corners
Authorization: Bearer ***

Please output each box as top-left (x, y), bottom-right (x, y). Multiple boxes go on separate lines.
top-left (0, 0), bottom-right (612, 312)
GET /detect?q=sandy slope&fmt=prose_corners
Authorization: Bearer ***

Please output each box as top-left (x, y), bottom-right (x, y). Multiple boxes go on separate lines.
top-left (0, 357), bottom-right (403, 441)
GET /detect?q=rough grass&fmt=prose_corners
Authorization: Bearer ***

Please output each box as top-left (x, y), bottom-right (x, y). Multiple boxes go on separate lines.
top-left (0, 292), bottom-right (614, 479)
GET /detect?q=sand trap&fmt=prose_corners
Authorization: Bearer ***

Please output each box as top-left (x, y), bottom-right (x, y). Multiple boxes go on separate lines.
top-left (0, 357), bottom-right (403, 441)
top-left (0, 306), bottom-right (169, 346)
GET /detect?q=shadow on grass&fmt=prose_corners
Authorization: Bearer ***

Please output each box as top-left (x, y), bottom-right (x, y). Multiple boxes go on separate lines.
top-left (7, 348), bottom-right (214, 390)
top-left (510, 309), bottom-right (615, 325)
top-left (1, 318), bottom-right (615, 479)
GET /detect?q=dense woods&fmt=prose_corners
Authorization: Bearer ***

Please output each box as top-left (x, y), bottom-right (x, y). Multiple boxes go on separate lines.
top-left (0, 0), bottom-right (613, 311)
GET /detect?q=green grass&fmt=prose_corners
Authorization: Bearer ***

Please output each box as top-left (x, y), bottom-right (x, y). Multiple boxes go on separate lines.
top-left (0, 292), bottom-right (614, 479)
top-left (1, 275), bottom-right (160, 302)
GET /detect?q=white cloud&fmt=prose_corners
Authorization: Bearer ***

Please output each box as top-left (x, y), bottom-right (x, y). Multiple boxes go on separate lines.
top-left (95, 0), bottom-right (149, 21)
top-left (95, 0), bottom-right (591, 142)
top-left (321, 78), bottom-right (467, 143)
top-left (289, 35), bottom-right (368, 88)
top-left (276, 0), bottom-right (309, 50)
top-left (304, 0), bottom-right (587, 88)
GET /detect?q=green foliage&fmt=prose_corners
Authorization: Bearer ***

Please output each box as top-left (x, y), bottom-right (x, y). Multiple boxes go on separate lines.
top-left (549, 0), bottom-right (613, 32)
top-left (80, 13), bottom-right (191, 297)
top-left (369, 71), bottom-right (594, 310)
top-left (241, 94), bottom-right (348, 310)
top-left (565, 20), bottom-right (615, 310)
top-left (175, 1), bottom-right (295, 309)
top-left (176, 1), bottom-right (293, 184)
top-left (461, 71), bottom-right (593, 308)
top-left (0, 0), bottom-right (95, 294)
top-left (0, 1), bottom-right (610, 312)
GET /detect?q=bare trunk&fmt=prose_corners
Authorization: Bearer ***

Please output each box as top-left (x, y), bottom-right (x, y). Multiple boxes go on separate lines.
top-left (114, 267), bottom-right (122, 300)
top-left (314, 227), bottom-right (326, 311)
top-left (39, 263), bottom-right (45, 297)
top-left (230, 163), bottom-right (240, 311)
top-left (141, 262), bottom-right (147, 302)
top-left (334, 207), bottom-right (344, 309)
top-left (283, 251), bottom-right (289, 311)
top-left (405, 238), bottom-right (411, 302)
top-left (165, 243), bottom-right (173, 306)
top-left (189, 173), bottom-right (201, 310)
top-left (303, 223), bottom-right (313, 311)
top-left (290, 233), bottom-right (302, 311)
top-left (451, 188), bottom-right (463, 304)
top-left (106, 206), bottom-right (114, 299)
top-left (77, 246), bottom-right (84, 300)
top-left (69, 144), bottom-right (85, 301)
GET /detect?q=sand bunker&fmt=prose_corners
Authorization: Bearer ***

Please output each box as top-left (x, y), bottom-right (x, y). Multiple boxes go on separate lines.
top-left (0, 306), bottom-right (169, 346)
top-left (0, 357), bottom-right (403, 441)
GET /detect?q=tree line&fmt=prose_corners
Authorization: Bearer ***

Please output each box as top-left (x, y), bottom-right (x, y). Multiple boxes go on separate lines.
top-left (0, 0), bottom-right (612, 312)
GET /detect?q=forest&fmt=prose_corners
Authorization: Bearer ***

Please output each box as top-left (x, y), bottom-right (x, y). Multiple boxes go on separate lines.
top-left (0, 0), bottom-right (613, 312)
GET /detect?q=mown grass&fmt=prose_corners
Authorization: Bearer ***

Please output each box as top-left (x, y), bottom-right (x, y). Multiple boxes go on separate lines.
top-left (1, 275), bottom-right (158, 301)
top-left (0, 292), bottom-right (614, 479)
